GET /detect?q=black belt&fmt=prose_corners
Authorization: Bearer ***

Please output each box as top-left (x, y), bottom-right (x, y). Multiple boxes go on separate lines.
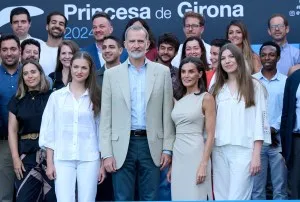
top-left (130, 130), bottom-right (147, 136)
top-left (0, 136), bottom-right (8, 140)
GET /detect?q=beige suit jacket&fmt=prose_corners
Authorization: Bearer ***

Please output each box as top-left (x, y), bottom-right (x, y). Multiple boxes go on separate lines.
top-left (100, 59), bottom-right (175, 169)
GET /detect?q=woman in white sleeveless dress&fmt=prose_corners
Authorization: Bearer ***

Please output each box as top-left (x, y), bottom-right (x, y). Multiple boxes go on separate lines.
top-left (167, 57), bottom-right (215, 200)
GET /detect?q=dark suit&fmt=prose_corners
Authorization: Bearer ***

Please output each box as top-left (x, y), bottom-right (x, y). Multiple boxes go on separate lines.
top-left (82, 43), bottom-right (128, 70)
top-left (96, 66), bottom-right (105, 89)
top-left (280, 69), bottom-right (300, 199)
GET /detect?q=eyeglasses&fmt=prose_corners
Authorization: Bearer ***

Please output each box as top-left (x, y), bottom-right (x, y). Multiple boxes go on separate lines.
top-left (270, 24), bottom-right (285, 30)
top-left (184, 24), bottom-right (202, 29)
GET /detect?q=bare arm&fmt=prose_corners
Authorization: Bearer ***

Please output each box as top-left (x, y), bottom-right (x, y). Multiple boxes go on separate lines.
top-left (8, 112), bottom-right (25, 179)
top-left (196, 93), bottom-right (216, 184)
top-left (201, 93), bottom-right (216, 165)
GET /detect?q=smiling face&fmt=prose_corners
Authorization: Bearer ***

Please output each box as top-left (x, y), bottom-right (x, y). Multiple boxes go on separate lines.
top-left (157, 43), bottom-right (177, 64)
top-left (22, 63), bottom-right (41, 91)
top-left (220, 49), bottom-right (238, 74)
top-left (210, 45), bottom-right (220, 69)
top-left (102, 38), bottom-right (122, 64)
top-left (0, 39), bottom-right (21, 68)
top-left (46, 15), bottom-right (66, 39)
top-left (21, 44), bottom-right (39, 64)
top-left (227, 25), bottom-right (243, 47)
top-left (260, 46), bottom-right (279, 71)
top-left (180, 62), bottom-right (202, 89)
top-left (71, 58), bottom-right (90, 83)
top-left (92, 17), bottom-right (113, 43)
top-left (185, 39), bottom-right (202, 58)
top-left (268, 16), bottom-right (289, 42)
top-left (59, 45), bottom-right (73, 68)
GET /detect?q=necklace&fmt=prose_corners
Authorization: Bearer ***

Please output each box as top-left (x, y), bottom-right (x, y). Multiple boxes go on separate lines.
top-left (28, 91), bottom-right (36, 100)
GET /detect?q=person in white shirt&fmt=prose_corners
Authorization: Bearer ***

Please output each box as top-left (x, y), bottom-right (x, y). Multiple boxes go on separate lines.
top-left (39, 51), bottom-right (105, 202)
top-left (39, 11), bottom-right (67, 76)
top-left (171, 11), bottom-right (211, 68)
top-left (211, 43), bottom-right (271, 200)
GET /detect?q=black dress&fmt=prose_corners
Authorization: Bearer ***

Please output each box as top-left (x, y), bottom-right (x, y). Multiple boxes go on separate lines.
top-left (8, 90), bottom-right (56, 202)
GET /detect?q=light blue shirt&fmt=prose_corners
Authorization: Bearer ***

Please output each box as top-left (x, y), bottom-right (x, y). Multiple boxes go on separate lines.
top-left (128, 61), bottom-right (147, 130)
top-left (277, 42), bottom-right (300, 75)
top-left (253, 70), bottom-right (286, 130)
top-left (253, 70), bottom-right (286, 149)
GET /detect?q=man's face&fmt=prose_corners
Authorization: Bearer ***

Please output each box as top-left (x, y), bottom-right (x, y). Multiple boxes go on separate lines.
top-left (124, 29), bottom-right (149, 59)
top-left (183, 17), bottom-right (204, 39)
top-left (92, 17), bottom-right (113, 43)
top-left (268, 16), bottom-right (289, 42)
top-left (0, 39), bottom-right (20, 68)
top-left (260, 46), bottom-right (279, 71)
top-left (157, 43), bottom-right (176, 64)
top-left (21, 44), bottom-right (39, 64)
top-left (210, 45), bottom-right (220, 69)
top-left (11, 14), bottom-right (31, 38)
top-left (102, 39), bottom-right (122, 64)
top-left (46, 15), bottom-right (66, 39)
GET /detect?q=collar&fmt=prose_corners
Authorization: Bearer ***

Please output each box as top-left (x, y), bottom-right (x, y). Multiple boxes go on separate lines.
top-left (62, 83), bottom-right (89, 96)
top-left (0, 64), bottom-right (20, 75)
top-left (127, 58), bottom-right (149, 68)
top-left (257, 69), bottom-right (281, 81)
top-left (95, 42), bottom-right (101, 53)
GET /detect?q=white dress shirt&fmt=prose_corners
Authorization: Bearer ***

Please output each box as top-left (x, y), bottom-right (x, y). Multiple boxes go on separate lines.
top-left (39, 84), bottom-right (100, 161)
top-left (215, 80), bottom-right (271, 148)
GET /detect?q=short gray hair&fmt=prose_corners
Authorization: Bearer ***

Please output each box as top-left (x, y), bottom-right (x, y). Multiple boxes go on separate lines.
top-left (124, 25), bottom-right (149, 41)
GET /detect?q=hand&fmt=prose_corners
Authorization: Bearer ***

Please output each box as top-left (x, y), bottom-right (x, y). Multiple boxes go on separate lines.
top-left (46, 162), bottom-right (56, 180)
top-left (270, 127), bottom-right (279, 147)
top-left (166, 166), bottom-right (172, 183)
top-left (13, 157), bottom-right (26, 180)
top-left (103, 157), bottom-right (117, 173)
top-left (98, 163), bottom-right (106, 184)
top-left (196, 163), bottom-right (207, 184)
top-left (160, 153), bottom-right (171, 170)
top-left (250, 152), bottom-right (261, 176)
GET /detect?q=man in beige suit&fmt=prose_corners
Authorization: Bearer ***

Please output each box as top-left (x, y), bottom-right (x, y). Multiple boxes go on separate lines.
top-left (100, 25), bottom-right (175, 200)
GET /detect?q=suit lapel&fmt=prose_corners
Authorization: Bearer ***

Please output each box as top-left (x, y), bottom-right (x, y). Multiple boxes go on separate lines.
top-left (145, 62), bottom-right (157, 106)
top-left (117, 63), bottom-right (131, 109)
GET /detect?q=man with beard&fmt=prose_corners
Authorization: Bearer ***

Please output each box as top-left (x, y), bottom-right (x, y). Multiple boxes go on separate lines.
top-left (252, 41), bottom-right (288, 200)
top-left (267, 14), bottom-right (300, 75)
top-left (10, 7), bottom-right (45, 45)
top-left (171, 11), bottom-right (211, 68)
top-left (100, 25), bottom-right (175, 200)
top-left (82, 12), bottom-right (127, 70)
top-left (0, 34), bottom-right (21, 202)
top-left (20, 39), bottom-right (53, 87)
top-left (157, 33), bottom-right (180, 95)
top-left (96, 35), bottom-right (123, 89)
top-left (39, 11), bottom-right (67, 76)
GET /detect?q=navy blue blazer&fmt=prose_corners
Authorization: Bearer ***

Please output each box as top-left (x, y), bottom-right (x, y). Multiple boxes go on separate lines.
top-left (82, 43), bottom-right (128, 70)
top-left (280, 69), bottom-right (300, 168)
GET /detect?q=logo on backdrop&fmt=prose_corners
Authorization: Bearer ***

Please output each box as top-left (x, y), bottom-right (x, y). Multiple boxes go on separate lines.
top-left (0, 6), bottom-right (44, 27)
top-left (288, 0), bottom-right (300, 16)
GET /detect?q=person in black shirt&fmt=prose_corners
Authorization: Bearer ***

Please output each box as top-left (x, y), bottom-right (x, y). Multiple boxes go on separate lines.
top-left (49, 40), bottom-right (79, 91)
top-left (7, 60), bottom-right (56, 202)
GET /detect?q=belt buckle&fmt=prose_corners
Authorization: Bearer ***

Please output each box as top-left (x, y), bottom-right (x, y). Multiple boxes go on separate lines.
top-left (133, 130), bottom-right (142, 136)
top-left (28, 133), bottom-right (39, 140)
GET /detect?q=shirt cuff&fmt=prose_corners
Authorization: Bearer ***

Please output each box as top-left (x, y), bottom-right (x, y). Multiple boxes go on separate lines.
top-left (163, 150), bottom-right (172, 156)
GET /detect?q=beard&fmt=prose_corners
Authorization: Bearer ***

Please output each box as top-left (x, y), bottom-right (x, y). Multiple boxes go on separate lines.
top-left (48, 27), bottom-right (64, 39)
top-left (157, 54), bottom-right (174, 64)
top-left (128, 50), bottom-right (146, 59)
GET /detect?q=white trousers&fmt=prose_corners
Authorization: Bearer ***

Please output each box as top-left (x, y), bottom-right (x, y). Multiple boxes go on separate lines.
top-left (54, 159), bottom-right (100, 202)
top-left (212, 145), bottom-right (253, 200)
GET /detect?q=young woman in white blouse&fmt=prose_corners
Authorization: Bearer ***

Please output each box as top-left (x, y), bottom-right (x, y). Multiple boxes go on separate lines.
top-left (39, 51), bottom-right (105, 202)
top-left (211, 43), bottom-right (270, 200)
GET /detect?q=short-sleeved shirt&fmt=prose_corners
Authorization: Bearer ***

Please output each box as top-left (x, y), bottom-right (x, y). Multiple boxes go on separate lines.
top-left (8, 91), bottom-right (51, 136)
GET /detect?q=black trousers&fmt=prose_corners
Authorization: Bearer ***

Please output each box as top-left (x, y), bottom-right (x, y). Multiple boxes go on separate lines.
top-left (289, 136), bottom-right (300, 199)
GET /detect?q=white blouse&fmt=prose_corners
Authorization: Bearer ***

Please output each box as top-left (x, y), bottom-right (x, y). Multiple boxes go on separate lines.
top-left (39, 84), bottom-right (100, 161)
top-left (215, 80), bottom-right (271, 149)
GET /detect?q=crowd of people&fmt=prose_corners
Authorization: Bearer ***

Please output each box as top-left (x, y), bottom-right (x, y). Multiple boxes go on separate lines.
top-left (0, 6), bottom-right (300, 202)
